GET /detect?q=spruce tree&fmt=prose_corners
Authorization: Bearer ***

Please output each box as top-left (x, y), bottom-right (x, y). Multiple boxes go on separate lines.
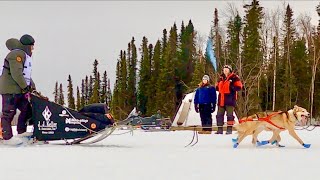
top-left (67, 75), bottom-right (75, 109)
top-left (155, 29), bottom-right (168, 114)
top-left (80, 79), bottom-right (85, 108)
top-left (185, 20), bottom-right (196, 84)
top-left (88, 75), bottom-right (93, 102)
top-left (240, 0), bottom-right (264, 115)
top-left (90, 59), bottom-right (100, 104)
top-left (291, 38), bottom-right (310, 108)
top-left (176, 20), bottom-right (196, 103)
top-left (107, 79), bottom-right (112, 106)
top-left (159, 29), bottom-right (168, 72)
top-left (127, 37), bottom-right (138, 111)
top-left (111, 51), bottom-right (127, 119)
top-left (58, 83), bottom-right (65, 106)
top-left (150, 40), bottom-right (161, 113)
top-left (53, 81), bottom-right (59, 103)
top-left (93, 59), bottom-right (98, 79)
top-left (111, 59), bottom-right (121, 119)
top-left (101, 71), bottom-right (108, 103)
top-left (91, 72), bottom-right (100, 103)
top-left (212, 8), bottom-right (224, 70)
top-left (97, 72), bottom-right (101, 101)
top-left (156, 24), bottom-right (178, 117)
top-left (119, 50), bottom-right (128, 114)
top-left (179, 20), bottom-right (196, 86)
top-left (111, 85), bottom-right (119, 119)
top-left (76, 86), bottom-right (81, 110)
top-left (145, 43), bottom-right (155, 115)
top-left (137, 37), bottom-right (151, 115)
top-left (279, 4), bottom-right (296, 109)
top-left (85, 76), bottom-right (89, 105)
top-left (226, 13), bottom-right (242, 72)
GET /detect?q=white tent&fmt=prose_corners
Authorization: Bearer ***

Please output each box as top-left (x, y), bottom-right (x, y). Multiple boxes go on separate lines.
top-left (171, 91), bottom-right (238, 130)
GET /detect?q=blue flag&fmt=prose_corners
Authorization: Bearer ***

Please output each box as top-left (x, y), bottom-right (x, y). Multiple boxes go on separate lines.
top-left (206, 38), bottom-right (217, 72)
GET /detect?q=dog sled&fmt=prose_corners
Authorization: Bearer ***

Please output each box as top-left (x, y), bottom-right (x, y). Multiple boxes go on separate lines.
top-left (126, 108), bottom-right (172, 131)
top-left (27, 92), bottom-right (132, 145)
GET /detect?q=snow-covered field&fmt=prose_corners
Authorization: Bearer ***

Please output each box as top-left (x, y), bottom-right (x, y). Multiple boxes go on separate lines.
top-left (0, 127), bottom-right (319, 180)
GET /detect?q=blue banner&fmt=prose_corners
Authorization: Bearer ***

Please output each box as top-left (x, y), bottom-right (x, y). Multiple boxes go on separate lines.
top-left (206, 38), bottom-right (217, 72)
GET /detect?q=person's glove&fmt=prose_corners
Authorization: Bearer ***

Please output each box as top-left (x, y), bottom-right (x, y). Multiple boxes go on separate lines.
top-left (22, 86), bottom-right (32, 94)
top-left (210, 103), bottom-right (215, 113)
top-left (229, 79), bottom-right (234, 91)
top-left (195, 104), bottom-right (199, 113)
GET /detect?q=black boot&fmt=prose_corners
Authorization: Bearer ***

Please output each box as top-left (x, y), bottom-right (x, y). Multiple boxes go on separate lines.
top-left (226, 126), bottom-right (232, 135)
top-left (215, 127), bottom-right (223, 134)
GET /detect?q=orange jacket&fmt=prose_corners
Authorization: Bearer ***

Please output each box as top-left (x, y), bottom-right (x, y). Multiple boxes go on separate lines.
top-left (216, 73), bottom-right (242, 107)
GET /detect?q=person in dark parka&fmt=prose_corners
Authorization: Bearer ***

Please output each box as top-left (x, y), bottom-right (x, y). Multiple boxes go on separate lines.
top-left (194, 75), bottom-right (217, 134)
top-left (215, 65), bottom-right (243, 135)
top-left (0, 35), bottom-right (36, 145)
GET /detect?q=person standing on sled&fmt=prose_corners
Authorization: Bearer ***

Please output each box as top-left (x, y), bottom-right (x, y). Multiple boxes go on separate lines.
top-left (0, 34), bottom-right (36, 145)
top-left (194, 75), bottom-right (216, 134)
top-left (215, 65), bottom-right (242, 135)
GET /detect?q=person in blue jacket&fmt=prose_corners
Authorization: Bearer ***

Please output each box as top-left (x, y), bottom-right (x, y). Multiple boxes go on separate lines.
top-left (194, 75), bottom-right (217, 134)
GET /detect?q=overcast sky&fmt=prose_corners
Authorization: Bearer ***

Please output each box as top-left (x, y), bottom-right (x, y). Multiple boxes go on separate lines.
top-left (0, 1), bottom-right (319, 104)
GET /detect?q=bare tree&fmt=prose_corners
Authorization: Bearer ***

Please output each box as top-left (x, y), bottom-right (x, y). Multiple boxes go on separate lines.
top-left (269, 7), bottom-right (281, 111)
top-left (237, 62), bottom-right (264, 117)
top-left (195, 31), bottom-right (206, 54)
top-left (298, 14), bottom-right (320, 118)
top-left (222, 2), bottom-right (241, 20)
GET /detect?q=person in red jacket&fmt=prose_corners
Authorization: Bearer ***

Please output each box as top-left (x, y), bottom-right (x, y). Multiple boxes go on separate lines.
top-left (215, 65), bottom-right (242, 134)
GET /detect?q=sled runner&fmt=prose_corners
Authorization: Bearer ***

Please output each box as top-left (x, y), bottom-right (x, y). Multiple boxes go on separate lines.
top-left (29, 92), bottom-right (132, 145)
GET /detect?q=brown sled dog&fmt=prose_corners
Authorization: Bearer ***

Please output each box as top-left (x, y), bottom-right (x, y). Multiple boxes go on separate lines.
top-left (233, 105), bottom-right (310, 148)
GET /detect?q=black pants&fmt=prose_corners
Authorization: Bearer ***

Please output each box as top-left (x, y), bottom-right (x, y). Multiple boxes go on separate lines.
top-left (1, 94), bottom-right (30, 140)
top-left (199, 104), bottom-right (212, 131)
top-left (216, 106), bottom-right (235, 127)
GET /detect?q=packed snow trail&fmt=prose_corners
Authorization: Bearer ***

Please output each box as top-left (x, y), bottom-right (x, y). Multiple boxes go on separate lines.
top-left (0, 128), bottom-right (318, 180)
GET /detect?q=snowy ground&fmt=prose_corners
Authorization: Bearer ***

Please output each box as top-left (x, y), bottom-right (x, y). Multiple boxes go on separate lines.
top-left (0, 127), bottom-right (319, 180)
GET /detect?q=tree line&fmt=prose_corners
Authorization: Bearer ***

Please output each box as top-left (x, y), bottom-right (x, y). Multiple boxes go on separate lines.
top-left (111, 0), bottom-right (320, 121)
top-left (110, 20), bottom-right (214, 120)
top-left (53, 59), bottom-right (112, 111)
top-left (52, 0), bottom-right (320, 121)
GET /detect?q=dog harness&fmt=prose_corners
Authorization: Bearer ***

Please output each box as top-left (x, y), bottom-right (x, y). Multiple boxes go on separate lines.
top-left (239, 111), bottom-right (285, 130)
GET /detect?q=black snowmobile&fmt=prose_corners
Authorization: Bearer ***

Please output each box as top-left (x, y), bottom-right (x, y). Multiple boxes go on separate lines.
top-left (29, 92), bottom-right (132, 145)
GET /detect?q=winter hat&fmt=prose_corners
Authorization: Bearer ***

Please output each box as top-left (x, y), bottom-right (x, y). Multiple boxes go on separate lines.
top-left (20, 34), bottom-right (35, 45)
top-left (223, 65), bottom-right (233, 72)
top-left (202, 75), bottom-right (210, 81)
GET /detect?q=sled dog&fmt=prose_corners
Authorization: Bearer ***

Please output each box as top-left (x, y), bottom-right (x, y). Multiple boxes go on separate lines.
top-left (234, 105), bottom-right (310, 147)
